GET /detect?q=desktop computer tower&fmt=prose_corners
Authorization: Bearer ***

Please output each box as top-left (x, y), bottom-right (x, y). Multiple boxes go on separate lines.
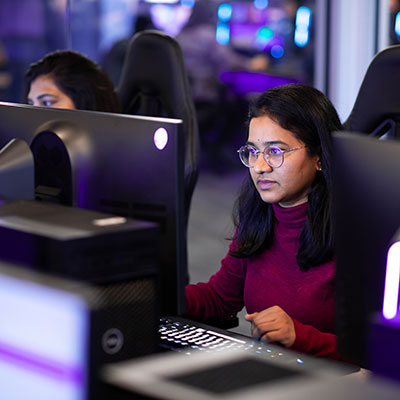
top-left (0, 200), bottom-right (161, 365)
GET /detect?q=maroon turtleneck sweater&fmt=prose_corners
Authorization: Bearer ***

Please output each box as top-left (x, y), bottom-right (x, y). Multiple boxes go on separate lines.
top-left (185, 202), bottom-right (340, 359)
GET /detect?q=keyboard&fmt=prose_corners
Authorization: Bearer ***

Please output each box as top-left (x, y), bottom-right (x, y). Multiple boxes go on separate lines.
top-left (159, 316), bottom-right (305, 365)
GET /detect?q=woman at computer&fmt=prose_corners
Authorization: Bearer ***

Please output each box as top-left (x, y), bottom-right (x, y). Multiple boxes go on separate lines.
top-left (185, 84), bottom-right (343, 360)
top-left (23, 50), bottom-right (121, 113)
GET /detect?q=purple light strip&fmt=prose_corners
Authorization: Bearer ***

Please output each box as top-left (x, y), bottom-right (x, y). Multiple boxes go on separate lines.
top-left (382, 241), bottom-right (400, 319)
top-left (0, 340), bottom-right (85, 385)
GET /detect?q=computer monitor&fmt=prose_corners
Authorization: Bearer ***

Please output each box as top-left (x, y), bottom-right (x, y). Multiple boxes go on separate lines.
top-left (332, 131), bottom-right (400, 367)
top-left (0, 261), bottom-right (92, 400)
top-left (0, 101), bottom-right (186, 317)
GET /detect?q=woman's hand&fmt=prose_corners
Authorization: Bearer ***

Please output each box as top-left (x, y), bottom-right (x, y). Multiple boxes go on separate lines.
top-left (245, 305), bottom-right (296, 347)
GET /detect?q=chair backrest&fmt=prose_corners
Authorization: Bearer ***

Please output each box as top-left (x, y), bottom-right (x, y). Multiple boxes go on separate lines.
top-left (117, 30), bottom-right (199, 223)
top-left (343, 45), bottom-right (400, 138)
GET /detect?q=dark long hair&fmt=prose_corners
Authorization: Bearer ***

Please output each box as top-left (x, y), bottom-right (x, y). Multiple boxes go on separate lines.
top-left (23, 50), bottom-right (121, 113)
top-left (230, 84), bottom-right (342, 270)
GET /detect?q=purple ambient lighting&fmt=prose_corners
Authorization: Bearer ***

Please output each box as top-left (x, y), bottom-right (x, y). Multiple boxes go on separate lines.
top-left (219, 70), bottom-right (301, 97)
top-left (382, 241), bottom-right (400, 319)
top-left (153, 127), bottom-right (168, 150)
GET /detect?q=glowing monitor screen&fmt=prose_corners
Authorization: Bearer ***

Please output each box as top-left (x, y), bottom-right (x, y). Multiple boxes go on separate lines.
top-left (0, 264), bottom-right (89, 400)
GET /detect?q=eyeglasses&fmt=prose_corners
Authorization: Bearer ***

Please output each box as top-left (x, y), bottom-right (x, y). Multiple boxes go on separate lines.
top-left (237, 144), bottom-right (306, 168)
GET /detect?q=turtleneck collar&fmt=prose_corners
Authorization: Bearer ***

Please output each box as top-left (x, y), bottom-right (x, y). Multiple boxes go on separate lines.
top-left (272, 202), bottom-right (308, 229)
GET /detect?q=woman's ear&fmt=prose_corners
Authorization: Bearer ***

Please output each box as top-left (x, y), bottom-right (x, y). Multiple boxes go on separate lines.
top-left (316, 158), bottom-right (322, 171)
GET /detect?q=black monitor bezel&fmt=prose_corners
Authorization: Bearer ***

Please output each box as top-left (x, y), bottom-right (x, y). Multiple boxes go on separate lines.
top-left (333, 131), bottom-right (400, 367)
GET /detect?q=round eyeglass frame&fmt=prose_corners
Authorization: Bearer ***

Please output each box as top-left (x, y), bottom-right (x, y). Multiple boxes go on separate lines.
top-left (237, 144), bottom-right (306, 168)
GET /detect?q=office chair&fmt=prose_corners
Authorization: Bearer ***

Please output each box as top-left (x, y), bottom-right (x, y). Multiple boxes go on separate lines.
top-left (343, 44), bottom-right (400, 138)
top-left (117, 31), bottom-right (239, 328)
top-left (117, 29), bottom-right (199, 224)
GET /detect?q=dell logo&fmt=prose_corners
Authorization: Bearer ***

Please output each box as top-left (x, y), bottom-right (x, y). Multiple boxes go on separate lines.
top-left (102, 328), bottom-right (124, 354)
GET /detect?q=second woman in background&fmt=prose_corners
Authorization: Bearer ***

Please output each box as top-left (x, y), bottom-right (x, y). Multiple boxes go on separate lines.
top-left (23, 49), bottom-right (121, 113)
